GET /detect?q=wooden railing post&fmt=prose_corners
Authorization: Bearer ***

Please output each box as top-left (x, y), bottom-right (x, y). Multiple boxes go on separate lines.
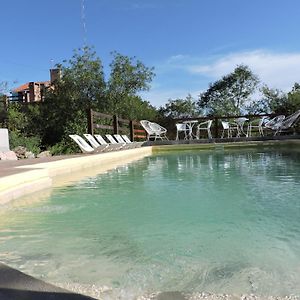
top-left (87, 109), bottom-right (93, 135)
top-left (113, 115), bottom-right (119, 134)
top-left (129, 120), bottom-right (134, 141)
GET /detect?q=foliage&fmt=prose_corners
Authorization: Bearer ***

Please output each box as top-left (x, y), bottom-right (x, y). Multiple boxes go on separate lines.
top-left (116, 95), bottom-right (158, 120)
top-left (6, 103), bottom-right (28, 132)
top-left (0, 82), bottom-right (8, 125)
top-left (9, 131), bottom-right (41, 154)
top-left (159, 94), bottom-right (199, 118)
top-left (42, 47), bottom-right (106, 146)
top-left (248, 83), bottom-right (300, 115)
top-left (106, 52), bottom-right (155, 116)
top-left (4, 103), bottom-right (42, 153)
top-left (198, 65), bottom-right (259, 116)
top-left (40, 48), bottom-right (156, 152)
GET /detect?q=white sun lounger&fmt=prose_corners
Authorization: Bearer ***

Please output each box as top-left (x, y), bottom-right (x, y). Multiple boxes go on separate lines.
top-left (69, 134), bottom-right (96, 153)
top-left (113, 134), bottom-right (135, 149)
top-left (94, 134), bottom-right (122, 151)
top-left (83, 134), bottom-right (109, 152)
top-left (105, 134), bottom-right (126, 149)
top-left (121, 135), bottom-right (144, 148)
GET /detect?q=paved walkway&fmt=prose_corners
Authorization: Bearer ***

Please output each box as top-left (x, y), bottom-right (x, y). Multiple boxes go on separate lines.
top-left (0, 155), bottom-right (84, 177)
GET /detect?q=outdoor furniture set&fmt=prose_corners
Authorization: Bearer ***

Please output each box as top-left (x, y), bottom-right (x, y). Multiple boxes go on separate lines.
top-left (69, 134), bottom-right (143, 154)
top-left (141, 110), bottom-right (300, 141)
top-left (70, 110), bottom-right (300, 153)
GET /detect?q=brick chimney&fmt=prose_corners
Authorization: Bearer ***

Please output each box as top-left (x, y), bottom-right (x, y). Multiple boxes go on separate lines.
top-left (50, 69), bottom-right (61, 84)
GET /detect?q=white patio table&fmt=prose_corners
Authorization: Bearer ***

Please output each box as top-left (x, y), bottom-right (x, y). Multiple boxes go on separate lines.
top-left (182, 120), bottom-right (198, 140)
top-left (234, 117), bottom-right (249, 137)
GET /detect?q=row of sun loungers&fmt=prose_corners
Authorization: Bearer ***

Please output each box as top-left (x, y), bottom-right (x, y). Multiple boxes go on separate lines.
top-left (69, 134), bottom-right (144, 154)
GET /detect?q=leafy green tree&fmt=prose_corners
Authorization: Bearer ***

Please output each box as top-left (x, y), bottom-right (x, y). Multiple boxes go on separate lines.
top-left (159, 94), bottom-right (199, 118)
top-left (254, 83), bottom-right (300, 115)
top-left (116, 95), bottom-right (158, 120)
top-left (254, 86), bottom-right (288, 114)
top-left (42, 47), bottom-right (106, 146)
top-left (198, 65), bottom-right (259, 116)
top-left (0, 82), bottom-right (8, 125)
top-left (107, 52), bottom-right (155, 117)
top-left (285, 83), bottom-right (300, 114)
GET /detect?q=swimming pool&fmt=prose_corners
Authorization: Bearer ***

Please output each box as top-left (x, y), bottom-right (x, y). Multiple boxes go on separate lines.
top-left (0, 148), bottom-right (300, 299)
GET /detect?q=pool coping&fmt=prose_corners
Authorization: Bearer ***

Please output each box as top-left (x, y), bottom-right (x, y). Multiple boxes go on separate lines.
top-left (0, 147), bottom-right (153, 205)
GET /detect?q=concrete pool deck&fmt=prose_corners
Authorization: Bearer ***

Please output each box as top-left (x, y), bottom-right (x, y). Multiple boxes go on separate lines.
top-left (0, 147), bottom-right (153, 205)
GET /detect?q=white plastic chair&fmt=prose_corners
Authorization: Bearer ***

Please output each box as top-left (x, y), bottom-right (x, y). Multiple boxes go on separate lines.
top-left (196, 120), bottom-right (213, 139)
top-left (235, 117), bottom-right (249, 137)
top-left (220, 121), bottom-right (231, 138)
top-left (274, 110), bottom-right (300, 135)
top-left (264, 115), bottom-right (285, 135)
top-left (175, 123), bottom-right (189, 140)
top-left (265, 110), bottom-right (300, 135)
top-left (248, 117), bottom-right (267, 137)
top-left (140, 120), bottom-right (168, 140)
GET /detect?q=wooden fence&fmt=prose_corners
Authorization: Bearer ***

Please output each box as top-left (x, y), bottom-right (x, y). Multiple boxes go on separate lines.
top-left (87, 109), bottom-right (282, 141)
top-left (87, 109), bottom-right (146, 141)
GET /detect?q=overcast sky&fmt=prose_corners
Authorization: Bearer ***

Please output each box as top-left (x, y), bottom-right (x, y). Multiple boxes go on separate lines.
top-left (1, 0), bottom-right (300, 107)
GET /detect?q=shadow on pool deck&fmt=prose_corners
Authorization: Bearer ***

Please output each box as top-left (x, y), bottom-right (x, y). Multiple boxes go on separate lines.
top-left (0, 263), bottom-right (96, 300)
top-left (0, 262), bottom-right (190, 300)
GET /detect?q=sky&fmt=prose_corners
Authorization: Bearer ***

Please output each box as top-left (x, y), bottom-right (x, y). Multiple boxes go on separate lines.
top-left (1, 0), bottom-right (300, 107)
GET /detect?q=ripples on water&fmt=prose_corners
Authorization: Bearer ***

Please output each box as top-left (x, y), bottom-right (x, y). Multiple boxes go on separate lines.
top-left (0, 148), bottom-right (300, 299)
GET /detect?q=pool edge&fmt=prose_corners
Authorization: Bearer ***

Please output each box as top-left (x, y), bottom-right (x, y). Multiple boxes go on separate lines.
top-left (0, 147), bottom-right (153, 205)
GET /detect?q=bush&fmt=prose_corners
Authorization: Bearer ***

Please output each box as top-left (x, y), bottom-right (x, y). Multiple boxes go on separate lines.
top-left (9, 131), bottom-right (41, 154)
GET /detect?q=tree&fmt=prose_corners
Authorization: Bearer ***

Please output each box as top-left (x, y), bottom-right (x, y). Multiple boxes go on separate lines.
top-left (107, 52), bottom-right (155, 117)
top-left (256, 83), bottom-right (300, 115)
top-left (116, 95), bottom-right (158, 121)
top-left (159, 94), bottom-right (199, 118)
top-left (42, 46), bottom-right (106, 147)
top-left (0, 82), bottom-right (8, 125)
top-left (198, 65), bottom-right (259, 116)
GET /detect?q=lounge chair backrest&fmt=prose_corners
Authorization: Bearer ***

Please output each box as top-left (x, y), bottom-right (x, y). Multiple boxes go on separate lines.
top-left (176, 123), bottom-right (188, 131)
top-left (280, 109), bottom-right (300, 129)
top-left (105, 134), bottom-right (118, 144)
top-left (121, 135), bottom-right (132, 143)
top-left (265, 115), bottom-right (285, 129)
top-left (140, 120), bottom-right (155, 135)
top-left (207, 120), bottom-right (213, 129)
top-left (149, 122), bottom-right (167, 134)
top-left (221, 121), bottom-right (230, 130)
top-left (83, 134), bottom-right (101, 148)
top-left (94, 134), bottom-right (108, 145)
top-left (69, 134), bottom-right (94, 153)
top-left (114, 134), bottom-right (126, 143)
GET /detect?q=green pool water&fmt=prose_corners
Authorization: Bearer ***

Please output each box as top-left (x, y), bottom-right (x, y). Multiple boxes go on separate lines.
top-left (0, 148), bottom-right (300, 298)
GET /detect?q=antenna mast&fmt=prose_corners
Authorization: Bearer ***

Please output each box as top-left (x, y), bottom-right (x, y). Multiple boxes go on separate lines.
top-left (81, 0), bottom-right (88, 47)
